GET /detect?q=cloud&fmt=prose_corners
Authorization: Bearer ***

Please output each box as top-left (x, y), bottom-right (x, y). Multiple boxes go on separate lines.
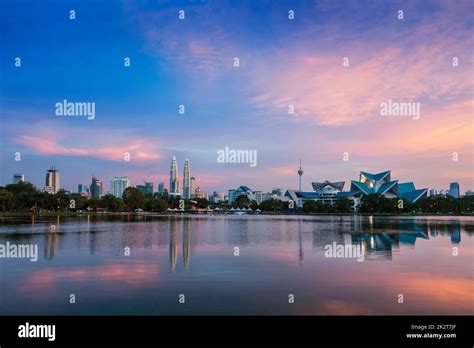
top-left (269, 166), bottom-right (297, 176)
top-left (14, 124), bottom-right (162, 162)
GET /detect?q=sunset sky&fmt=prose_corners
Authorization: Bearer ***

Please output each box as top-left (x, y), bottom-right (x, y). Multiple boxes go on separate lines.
top-left (1, 0), bottom-right (473, 194)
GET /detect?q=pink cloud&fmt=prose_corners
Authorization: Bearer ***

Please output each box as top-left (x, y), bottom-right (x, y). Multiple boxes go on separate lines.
top-left (14, 125), bottom-right (162, 162)
top-left (269, 166), bottom-right (296, 176)
top-left (249, 43), bottom-right (472, 126)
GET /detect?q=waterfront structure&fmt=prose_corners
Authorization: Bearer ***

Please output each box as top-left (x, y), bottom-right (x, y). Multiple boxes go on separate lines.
top-left (169, 155), bottom-right (179, 194)
top-left (301, 181), bottom-right (345, 205)
top-left (448, 182), bottom-right (460, 198)
top-left (285, 170), bottom-right (427, 209)
top-left (158, 182), bottom-right (165, 193)
top-left (228, 186), bottom-right (253, 204)
top-left (284, 181), bottom-right (345, 207)
top-left (44, 167), bottom-right (60, 194)
top-left (397, 182), bottom-right (428, 202)
top-left (272, 188), bottom-right (285, 198)
top-left (254, 191), bottom-right (277, 204)
top-left (136, 181), bottom-right (153, 197)
top-left (228, 186), bottom-right (279, 204)
top-left (183, 158), bottom-right (191, 199)
top-left (350, 171), bottom-right (398, 198)
top-left (90, 176), bottom-right (103, 198)
top-left (110, 177), bottom-right (131, 198)
top-left (13, 174), bottom-right (24, 184)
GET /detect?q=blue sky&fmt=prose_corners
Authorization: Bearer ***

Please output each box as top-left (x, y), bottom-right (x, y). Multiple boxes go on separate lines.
top-left (1, 0), bottom-right (473, 194)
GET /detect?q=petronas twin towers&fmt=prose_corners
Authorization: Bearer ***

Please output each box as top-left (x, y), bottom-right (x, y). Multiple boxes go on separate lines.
top-left (170, 155), bottom-right (191, 199)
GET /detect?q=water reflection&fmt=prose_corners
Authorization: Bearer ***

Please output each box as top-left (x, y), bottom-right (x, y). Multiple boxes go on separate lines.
top-left (0, 215), bottom-right (472, 315)
top-left (0, 215), bottom-right (470, 268)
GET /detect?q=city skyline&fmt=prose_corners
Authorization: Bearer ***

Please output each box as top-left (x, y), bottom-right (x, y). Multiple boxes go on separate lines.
top-left (1, 1), bottom-right (472, 193)
top-left (6, 159), bottom-right (471, 200)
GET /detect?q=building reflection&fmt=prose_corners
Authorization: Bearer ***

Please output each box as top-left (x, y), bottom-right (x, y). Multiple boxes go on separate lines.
top-left (183, 218), bottom-right (191, 270)
top-left (44, 232), bottom-right (58, 260)
top-left (450, 223), bottom-right (461, 244)
top-left (298, 219), bottom-right (304, 269)
top-left (169, 219), bottom-right (178, 272)
top-left (32, 215), bottom-right (467, 266)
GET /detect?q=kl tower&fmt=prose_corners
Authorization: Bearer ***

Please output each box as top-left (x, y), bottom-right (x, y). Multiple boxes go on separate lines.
top-left (298, 159), bottom-right (304, 191)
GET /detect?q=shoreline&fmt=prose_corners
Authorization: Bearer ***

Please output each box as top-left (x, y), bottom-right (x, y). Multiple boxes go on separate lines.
top-left (0, 211), bottom-right (472, 217)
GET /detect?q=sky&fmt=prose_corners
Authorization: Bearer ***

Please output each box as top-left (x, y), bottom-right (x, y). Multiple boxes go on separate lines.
top-left (0, 0), bottom-right (473, 194)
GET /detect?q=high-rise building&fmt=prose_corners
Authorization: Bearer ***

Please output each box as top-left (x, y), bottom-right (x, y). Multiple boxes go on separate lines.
top-left (90, 176), bottom-right (103, 198)
top-left (110, 177), bottom-right (130, 198)
top-left (45, 167), bottom-right (60, 194)
top-left (170, 155), bottom-right (179, 194)
top-left (158, 182), bottom-right (165, 193)
top-left (449, 182), bottom-right (460, 198)
top-left (78, 183), bottom-right (89, 193)
top-left (190, 177), bottom-right (196, 198)
top-left (13, 174), bottom-right (25, 184)
top-left (137, 181), bottom-right (153, 197)
top-left (194, 187), bottom-right (205, 199)
top-left (210, 191), bottom-right (226, 203)
top-left (78, 184), bottom-right (89, 197)
top-left (429, 189), bottom-right (438, 197)
top-left (183, 158), bottom-right (191, 199)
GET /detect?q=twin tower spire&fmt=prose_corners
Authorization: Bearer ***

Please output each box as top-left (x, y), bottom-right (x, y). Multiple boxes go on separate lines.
top-left (170, 155), bottom-right (191, 199)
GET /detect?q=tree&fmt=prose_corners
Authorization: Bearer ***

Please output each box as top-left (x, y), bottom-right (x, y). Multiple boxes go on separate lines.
top-left (0, 189), bottom-right (13, 212)
top-left (87, 197), bottom-right (100, 211)
top-left (234, 195), bottom-right (250, 208)
top-left (260, 198), bottom-right (284, 212)
top-left (100, 194), bottom-right (124, 212)
top-left (335, 198), bottom-right (353, 213)
top-left (359, 194), bottom-right (399, 214)
top-left (4, 182), bottom-right (37, 211)
top-left (122, 187), bottom-right (145, 211)
top-left (53, 190), bottom-right (70, 212)
top-left (250, 200), bottom-right (259, 210)
top-left (302, 200), bottom-right (322, 213)
top-left (195, 197), bottom-right (209, 208)
top-left (144, 197), bottom-right (168, 212)
top-left (69, 193), bottom-right (89, 211)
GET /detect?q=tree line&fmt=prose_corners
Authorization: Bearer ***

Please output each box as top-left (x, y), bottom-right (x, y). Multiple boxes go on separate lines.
top-left (302, 193), bottom-right (473, 214)
top-left (0, 182), bottom-right (472, 214)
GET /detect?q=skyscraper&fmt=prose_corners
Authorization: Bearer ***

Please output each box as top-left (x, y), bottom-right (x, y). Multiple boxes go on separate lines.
top-left (449, 182), bottom-right (460, 198)
top-left (190, 177), bottom-right (196, 198)
top-left (78, 184), bottom-right (89, 194)
top-left (194, 187), bottom-right (205, 199)
top-left (13, 174), bottom-right (25, 184)
top-left (183, 157), bottom-right (191, 199)
top-left (170, 155), bottom-right (179, 194)
top-left (90, 176), bottom-right (103, 198)
top-left (158, 182), bottom-right (165, 193)
top-left (110, 177), bottom-right (131, 198)
top-left (45, 167), bottom-right (59, 194)
top-left (136, 181), bottom-right (153, 197)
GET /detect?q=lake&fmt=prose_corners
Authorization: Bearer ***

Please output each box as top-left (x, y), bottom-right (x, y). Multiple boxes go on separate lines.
top-left (0, 214), bottom-right (472, 315)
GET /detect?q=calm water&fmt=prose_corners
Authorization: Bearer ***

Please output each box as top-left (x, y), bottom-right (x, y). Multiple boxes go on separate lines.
top-left (0, 215), bottom-right (472, 315)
